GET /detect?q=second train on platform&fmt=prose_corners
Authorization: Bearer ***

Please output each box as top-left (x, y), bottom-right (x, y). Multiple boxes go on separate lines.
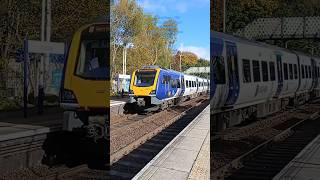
top-left (128, 66), bottom-right (210, 110)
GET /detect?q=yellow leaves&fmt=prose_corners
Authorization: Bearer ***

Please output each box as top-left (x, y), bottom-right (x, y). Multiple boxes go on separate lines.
top-left (172, 51), bottom-right (198, 71)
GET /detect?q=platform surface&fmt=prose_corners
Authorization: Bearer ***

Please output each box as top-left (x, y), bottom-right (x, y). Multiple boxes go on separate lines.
top-left (0, 109), bottom-right (62, 141)
top-left (274, 134), bottom-right (320, 180)
top-left (110, 96), bottom-right (128, 107)
top-left (0, 122), bottom-right (51, 141)
top-left (133, 105), bottom-right (210, 180)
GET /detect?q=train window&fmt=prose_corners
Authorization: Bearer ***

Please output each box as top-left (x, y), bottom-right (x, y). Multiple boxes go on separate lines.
top-left (177, 79), bottom-right (180, 88)
top-left (252, 60), bottom-right (261, 82)
top-left (301, 65), bottom-right (305, 79)
top-left (186, 80), bottom-right (189, 88)
top-left (242, 59), bottom-right (251, 83)
top-left (269, 62), bottom-right (275, 81)
top-left (294, 64), bottom-right (298, 79)
top-left (309, 66), bottom-right (312, 78)
top-left (305, 66), bottom-right (309, 78)
top-left (213, 56), bottom-right (226, 84)
top-left (75, 39), bottom-right (108, 79)
top-left (318, 67), bottom-right (320, 77)
top-left (289, 64), bottom-right (293, 80)
top-left (262, 61), bottom-right (269, 82)
top-left (283, 63), bottom-right (288, 80)
top-left (134, 70), bottom-right (157, 87)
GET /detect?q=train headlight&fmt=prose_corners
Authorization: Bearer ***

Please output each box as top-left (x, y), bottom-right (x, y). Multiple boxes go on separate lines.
top-left (149, 90), bottom-right (156, 95)
top-left (60, 89), bottom-right (78, 103)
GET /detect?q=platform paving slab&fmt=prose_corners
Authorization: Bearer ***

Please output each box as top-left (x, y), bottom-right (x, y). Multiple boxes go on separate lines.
top-left (274, 134), bottom-right (320, 180)
top-left (133, 106), bottom-right (210, 180)
top-left (0, 122), bottom-right (49, 141)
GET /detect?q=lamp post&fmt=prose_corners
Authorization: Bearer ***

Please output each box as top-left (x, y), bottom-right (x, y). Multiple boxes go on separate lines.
top-left (223, 0), bottom-right (226, 33)
top-left (179, 51), bottom-right (182, 71)
top-left (123, 43), bottom-right (134, 75)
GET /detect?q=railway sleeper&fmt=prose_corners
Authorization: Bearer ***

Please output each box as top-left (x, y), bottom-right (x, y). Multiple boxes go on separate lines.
top-left (243, 161), bottom-right (286, 168)
top-left (228, 171), bottom-right (277, 180)
top-left (136, 147), bottom-right (159, 154)
top-left (144, 142), bottom-right (167, 148)
top-left (117, 158), bottom-right (146, 167)
top-left (239, 165), bottom-right (284, 172)
top-left (231, 169), bottom-right (279, 176)
top-left (108, 169), bottom-right (134, 179)
top-left (128, 152), bottom-right (154, 161)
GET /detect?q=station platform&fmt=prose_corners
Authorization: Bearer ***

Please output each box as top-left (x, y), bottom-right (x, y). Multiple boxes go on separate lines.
top-left (111, 99), bottom-right (127, 107)
top-left (274, 134), bottom-right (320, 179)
top-left (0, 108), bottom-right (63, 174)
top-left (0, 107), bottom-right (63, 135)
top-left (111, 96), bottom-right (129, 115)
top-left (132, 105), bottom-right (210, 180)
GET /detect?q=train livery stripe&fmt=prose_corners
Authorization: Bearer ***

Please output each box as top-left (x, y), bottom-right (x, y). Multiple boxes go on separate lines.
top-left (225, 41), bottom-right (240, 106)
top-left (210, 37), bottom-right (223, 99)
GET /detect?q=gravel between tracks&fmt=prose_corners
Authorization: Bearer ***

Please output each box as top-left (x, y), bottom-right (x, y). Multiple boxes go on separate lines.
top-left (110, 97), bottom-right (205, 154)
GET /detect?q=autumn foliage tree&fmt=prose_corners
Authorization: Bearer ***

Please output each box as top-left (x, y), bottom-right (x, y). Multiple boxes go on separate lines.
top-left (111, 0), bottom-right (178, 77)
top-left (172, 51), bottom-right (198, 71)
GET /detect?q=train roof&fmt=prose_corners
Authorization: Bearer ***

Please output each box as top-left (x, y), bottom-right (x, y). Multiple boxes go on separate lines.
top-left (211, 31), bottom-right (317, 58)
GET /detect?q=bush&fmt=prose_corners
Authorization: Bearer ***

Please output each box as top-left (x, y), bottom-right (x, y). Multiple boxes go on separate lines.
top-left (0, 98), bottom-right (20, 111)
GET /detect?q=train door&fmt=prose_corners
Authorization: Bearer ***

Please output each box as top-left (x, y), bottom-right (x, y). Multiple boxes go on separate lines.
top-left (210, 36), bottom-right (228, 110)
top-left (180, 75), bottom-right (185, 96)
top-left (275, 54), bottom-right (283, 97)
top-left (225, 41), bottom-right (239, 106)
top-left (164, 74), bottom-right (169, 98)
top-left (157, 72), bottom-right (170, 100)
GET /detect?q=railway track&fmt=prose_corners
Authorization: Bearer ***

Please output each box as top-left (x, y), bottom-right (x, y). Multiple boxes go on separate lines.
top-left (107, 97), bottom-right (209, 180)
top-left (212, 103), bottom-right (320, 180)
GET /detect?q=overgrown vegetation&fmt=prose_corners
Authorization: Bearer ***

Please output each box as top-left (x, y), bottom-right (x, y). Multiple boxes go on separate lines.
top-left (0, 0), bottom-right (108, 108)
top-left (225, 0), bottom-right (320, 55)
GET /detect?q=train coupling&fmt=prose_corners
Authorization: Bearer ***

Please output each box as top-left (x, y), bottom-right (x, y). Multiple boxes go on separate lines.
top-left (137, 98), bottom-right (146, 107)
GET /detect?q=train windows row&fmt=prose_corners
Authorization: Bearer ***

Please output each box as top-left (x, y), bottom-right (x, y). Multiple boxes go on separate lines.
top-left (243, 59), bottom-right (276, 83)
top-left (242, 59), bottom-right (320, 83)
top-left (162, 75), bottom-right (181, 88)
top-left (186, 80), bottom-right (209, 88)
top-left (186, 80), bottom-right (196, 88)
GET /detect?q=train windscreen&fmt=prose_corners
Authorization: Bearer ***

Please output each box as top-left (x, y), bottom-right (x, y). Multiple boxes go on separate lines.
top-left (134, 70), bottom-right (156, 87)
top-left (75, 24), bottom-right (109, 80)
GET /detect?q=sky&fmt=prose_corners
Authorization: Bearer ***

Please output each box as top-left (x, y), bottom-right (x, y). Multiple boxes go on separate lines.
top-left (137, 0), bottom-right (210, 60)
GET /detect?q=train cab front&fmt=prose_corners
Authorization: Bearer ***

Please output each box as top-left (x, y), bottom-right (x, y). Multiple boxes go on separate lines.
top-left (129, 68), bottom-right (160, 108)
top-left (60, 22), bottom-right (109, 116)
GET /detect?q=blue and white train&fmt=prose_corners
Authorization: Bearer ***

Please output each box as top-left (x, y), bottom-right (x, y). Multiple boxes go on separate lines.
top-left (211, 31), bottom-right (320, 129)
top-left (128, 66), bottom-right (209, 110)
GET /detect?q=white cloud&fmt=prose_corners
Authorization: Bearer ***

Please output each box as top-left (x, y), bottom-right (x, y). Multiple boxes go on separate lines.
top-left (179, 44), bottom-right (210, 60)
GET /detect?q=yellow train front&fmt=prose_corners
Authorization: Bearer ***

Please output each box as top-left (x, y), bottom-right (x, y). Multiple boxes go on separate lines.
top-left (129, 66), bottom-right (183, 111)
top-left (60, 21), bottom-right (109, 140)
